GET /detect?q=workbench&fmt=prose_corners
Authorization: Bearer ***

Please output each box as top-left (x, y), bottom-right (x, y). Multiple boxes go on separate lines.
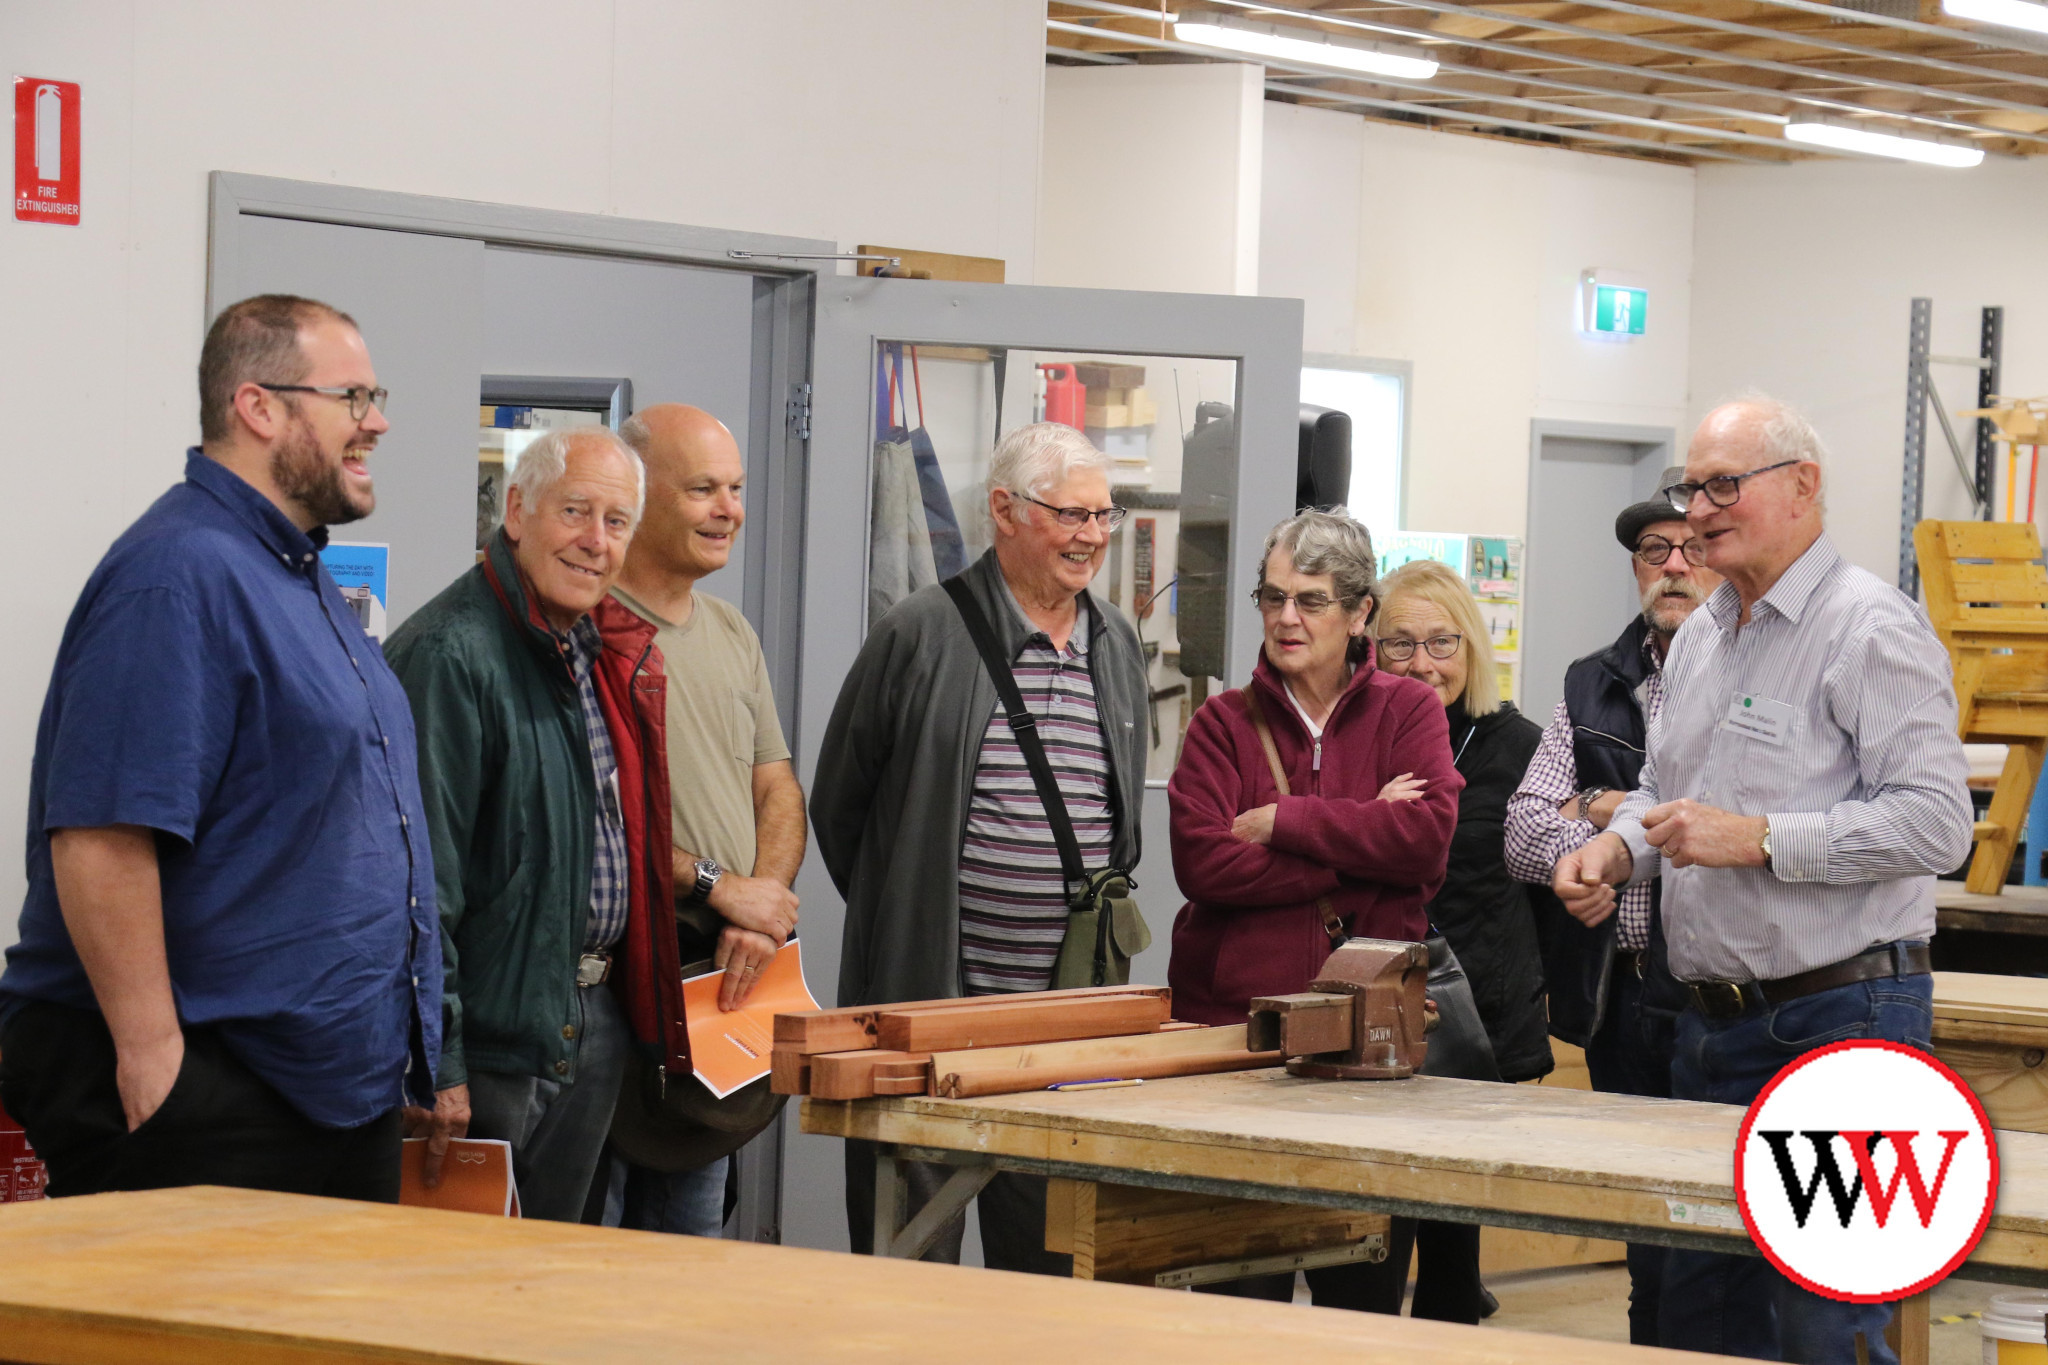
top-left (1934, 883), bottom-right (2048, 975)
top-left (0, 1185), bottom-right (1742, 1365)
top-left (803, 1066), bottom-right (2048, 1294)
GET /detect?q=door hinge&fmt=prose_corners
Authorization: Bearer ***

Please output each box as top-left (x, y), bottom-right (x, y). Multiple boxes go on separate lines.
top-left (787, 382), bottom-right (812, 441)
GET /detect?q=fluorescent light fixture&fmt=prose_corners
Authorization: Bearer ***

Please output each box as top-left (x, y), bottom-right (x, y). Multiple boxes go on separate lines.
top-left (1175, 11), bottom-right (1438, 79)
top-left (1785, 121), bottom-right (1985, 168)
top-left (1943, 0), bottom-right (2048, 37)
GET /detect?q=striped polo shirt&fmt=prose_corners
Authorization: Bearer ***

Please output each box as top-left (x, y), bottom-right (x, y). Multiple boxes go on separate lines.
top-left (958, 587), bottom-right (1115, 996)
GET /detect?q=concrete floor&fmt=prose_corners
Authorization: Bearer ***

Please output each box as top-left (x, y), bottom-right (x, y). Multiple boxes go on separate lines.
top-left (1475, 1262), bottom-right (2007, 1364)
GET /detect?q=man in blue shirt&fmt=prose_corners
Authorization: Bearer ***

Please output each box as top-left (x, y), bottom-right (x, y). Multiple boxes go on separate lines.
top-left (0, 294), bottom-right (440, 1201)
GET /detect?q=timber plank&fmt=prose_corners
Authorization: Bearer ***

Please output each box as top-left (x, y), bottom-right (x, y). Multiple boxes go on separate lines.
top-left (0, 1186), bottom-right (1742, 1365)
top-left (809, 1049), bottom-right (932, 1101)
top-left (874, 994), bottom-right (1169, 1052)
top-left (774, 985), bottom-right (1170, 1055)
top-left (941, 1048), bottom-right (1281, 1098)
top-left (1933, 971), bottom-right (2048, 1031)
top-left (1046, 1178), bottom-right (1388, 1283)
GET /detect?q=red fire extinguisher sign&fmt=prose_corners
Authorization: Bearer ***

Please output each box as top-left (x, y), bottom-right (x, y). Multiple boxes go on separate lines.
top-left (15, 76), bottom-right (81, 225)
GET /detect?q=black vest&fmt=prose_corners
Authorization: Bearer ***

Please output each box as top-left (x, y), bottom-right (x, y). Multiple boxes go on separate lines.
top-left (1540, 617), bottom-right (1683, 1046)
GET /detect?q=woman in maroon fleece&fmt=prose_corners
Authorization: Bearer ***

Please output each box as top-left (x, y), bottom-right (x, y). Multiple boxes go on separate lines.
top-left (1168, 510), bottom-right (1462, 1029)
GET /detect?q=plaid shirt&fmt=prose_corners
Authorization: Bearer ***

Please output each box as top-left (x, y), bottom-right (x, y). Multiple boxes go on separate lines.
top-left (566, 617), bottom-right (629, 951)
top-left (1503, 632), bottom-right (1664, 951)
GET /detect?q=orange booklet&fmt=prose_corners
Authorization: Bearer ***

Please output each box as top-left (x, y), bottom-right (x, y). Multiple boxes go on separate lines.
top-left (399, 1137), bottom-right (520, 1217)
top-left (682, 938), bottom-right (820, 1098)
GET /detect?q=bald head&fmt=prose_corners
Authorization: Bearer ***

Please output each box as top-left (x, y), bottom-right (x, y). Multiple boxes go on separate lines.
top-left (620, 403), bottom-right (746, 587)
top-left (1682, 395), bottom-right (1827, 600)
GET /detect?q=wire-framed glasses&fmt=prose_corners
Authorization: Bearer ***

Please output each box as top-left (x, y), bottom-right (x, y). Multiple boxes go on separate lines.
top-left (1378, 634), bottom-right (1462, 662)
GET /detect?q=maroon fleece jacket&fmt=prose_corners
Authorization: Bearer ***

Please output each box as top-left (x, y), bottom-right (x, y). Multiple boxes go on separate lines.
top-left (1166, 650), bottom-right (1462, 1025)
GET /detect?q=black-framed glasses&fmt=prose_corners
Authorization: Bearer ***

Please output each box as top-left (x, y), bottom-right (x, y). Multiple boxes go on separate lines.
top-left (1661, 459), bottom-right (1799, 513)
top-left (1252, 587), bottom-right (1355, 617)
top-left (1014, 491), bottom-right (1128, 529)
top-left (258, 383), bottom-right (389, 422)
top-left (1634, 534), bottom-right (1707, 568)
top-left (1378, 634), bottom-right (1462, 662)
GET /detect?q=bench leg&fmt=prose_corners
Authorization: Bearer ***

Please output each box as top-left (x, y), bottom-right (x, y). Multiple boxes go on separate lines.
top-left (1883, 1289), bottom-right (1929, 1365)
top-left (1970, 740), bottom-right (2045, 894)
top-left (871, 1146), bottom-right (993, 1260)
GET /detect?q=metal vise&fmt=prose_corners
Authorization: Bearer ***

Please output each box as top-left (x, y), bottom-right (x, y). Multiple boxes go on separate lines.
top-left (1246, 938), bottom-right (1430, 1080)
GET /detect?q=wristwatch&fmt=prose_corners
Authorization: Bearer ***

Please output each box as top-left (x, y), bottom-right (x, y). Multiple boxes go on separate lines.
top-left (1759, 823), bottom-right (1774, 871)
top-left (689, 857), bottom-right (725, 904)
top-left (1575, 785), bottom-right (1611, 822)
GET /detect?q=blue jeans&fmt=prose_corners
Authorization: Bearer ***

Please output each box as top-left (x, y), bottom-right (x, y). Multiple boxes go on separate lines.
top-left (1659, 950), bottom-right (1933, 1364)
top-left (619, 1156), bottom-right (729, 1238)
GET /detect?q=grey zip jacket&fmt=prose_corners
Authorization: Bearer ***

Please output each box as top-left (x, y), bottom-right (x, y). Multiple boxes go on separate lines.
top-left (813, 549), bottom-right (1149, 1007)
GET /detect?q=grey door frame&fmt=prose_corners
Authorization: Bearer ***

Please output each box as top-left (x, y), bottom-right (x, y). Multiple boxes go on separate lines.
top-left (1523, 418), bottom-right (1677, 714)
top-left (206, 172), bottom-right (836, 1250)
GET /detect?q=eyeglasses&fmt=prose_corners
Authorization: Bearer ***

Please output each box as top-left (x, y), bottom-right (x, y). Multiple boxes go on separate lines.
top-left (1378, 634), bottom-right (1462, 662)
top-left (1661, 460), bottom-right (1799, 513)
top-left (1014, 492), bottom-right (1128, 529)
top-left (258, 383), bottom-right (389, 422)
top-left (1252, 587), bottom-right (1354, 617)
top-left (1634, 534), bottom-right (1707, 568)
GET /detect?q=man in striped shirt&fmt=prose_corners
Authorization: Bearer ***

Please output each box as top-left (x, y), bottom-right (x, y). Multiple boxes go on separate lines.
top-left (815, 423), bottom-right (1148, 1274)
top-left (1555, 397), bottom-right (1973, 1365)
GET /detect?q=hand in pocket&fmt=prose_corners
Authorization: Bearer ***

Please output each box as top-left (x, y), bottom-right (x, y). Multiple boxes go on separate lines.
top-left (117, 1030), bottom-right (186, 1132)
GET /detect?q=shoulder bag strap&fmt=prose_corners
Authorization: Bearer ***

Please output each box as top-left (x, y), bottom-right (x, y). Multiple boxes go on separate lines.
top-left (944, 577), bottom-right (1088, 897)
top-left (1240, 685), bottom-right (1348, 950)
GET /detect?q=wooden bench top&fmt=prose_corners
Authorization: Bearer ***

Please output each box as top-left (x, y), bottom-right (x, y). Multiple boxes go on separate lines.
top-left (804, 1067), bottom-right (2048, 1279)
top-left (1937, 883), bottom-right (2048, 937)
top-left (0, 1186), bottom-right (1733, 1365)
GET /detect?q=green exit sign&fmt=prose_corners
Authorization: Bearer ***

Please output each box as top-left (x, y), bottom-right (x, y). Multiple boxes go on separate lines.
top-left (1593, 285), bottom-right (1647, 335)
top-left (1580, 271), bottom-right (1648, 339)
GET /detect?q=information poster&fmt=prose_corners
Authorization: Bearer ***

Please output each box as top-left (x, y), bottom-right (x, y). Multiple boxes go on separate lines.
top-left (321, 542), bottom-right (390, 642)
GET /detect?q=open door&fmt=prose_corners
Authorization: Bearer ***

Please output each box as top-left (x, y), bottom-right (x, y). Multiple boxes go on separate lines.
top-left (785, 276), bottom-right (1302, 1253)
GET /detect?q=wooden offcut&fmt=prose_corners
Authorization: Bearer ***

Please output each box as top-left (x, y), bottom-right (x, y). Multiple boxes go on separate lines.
top-left (773, 984), bottom-right (1170, 1056)
top-left (1915, 518), bottom-right (2048, 893)
top-left (855, 245), bottom-right (1004, 284)
top-left (873, 993), bottom-right (1169, 1052)
top-left (1044, 1178), bottom-right (1388, 1284)
top-left (940, 1048), bottom-right (1281, 1098)
top-left (808, 1050), bottom-right (933, 1102)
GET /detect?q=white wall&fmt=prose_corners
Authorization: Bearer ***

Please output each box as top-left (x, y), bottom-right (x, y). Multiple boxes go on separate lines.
top-left (0, 0), bottom-right (1048, 956)
top-left (1039, 62), bottom-right (1265, 294)
top-left (1690, 157), bottom-right (2048, 583)
top-left (1260, 101), bottom-right (1696, 539)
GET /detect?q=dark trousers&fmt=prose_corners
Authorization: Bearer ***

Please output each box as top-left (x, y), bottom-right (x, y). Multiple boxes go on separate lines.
top-left (844, 1138), bottom-right (1072, 1275)
top-left (0, 1000), bottom-right (400, 1201)
top-left (1583, 953), bottom-right (1678, 1347)
top-left (1198, 1217), bottom-right (1486, 1322)
top-left (1659, 957), bottom-right (1933, 1365)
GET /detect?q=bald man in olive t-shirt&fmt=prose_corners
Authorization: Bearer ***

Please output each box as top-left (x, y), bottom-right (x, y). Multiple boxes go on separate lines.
top-left (605, 404), bottom-right (806, 1238)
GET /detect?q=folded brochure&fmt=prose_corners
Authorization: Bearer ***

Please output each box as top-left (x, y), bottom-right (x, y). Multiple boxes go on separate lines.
top-left (682, 937), bottom-right (819, 1099)
top-left (399, 1136), bottom-right (520, 1217)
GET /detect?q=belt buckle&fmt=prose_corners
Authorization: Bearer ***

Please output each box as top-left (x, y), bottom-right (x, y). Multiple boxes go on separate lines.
top-left (1693, 980), bottom-right (1745, 1019)
top-left (576, 952), bottom-right (611, 988)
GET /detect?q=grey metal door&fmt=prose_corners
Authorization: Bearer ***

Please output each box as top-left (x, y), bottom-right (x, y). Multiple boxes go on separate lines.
top-left (785, 277), bottom-right (1303, 1255)
top-left (1522, 421), bottom-right (1675, 726)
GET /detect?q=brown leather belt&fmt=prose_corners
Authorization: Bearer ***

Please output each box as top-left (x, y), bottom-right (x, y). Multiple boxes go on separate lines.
top-left (1685, 942), bottom-right (1931, 1021)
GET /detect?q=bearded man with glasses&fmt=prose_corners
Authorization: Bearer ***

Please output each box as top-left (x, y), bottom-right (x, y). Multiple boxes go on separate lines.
top-left (1502, 472), bottom-right (1720, 1347)
top-left (1551, 398), bottom-right (1973, 1364)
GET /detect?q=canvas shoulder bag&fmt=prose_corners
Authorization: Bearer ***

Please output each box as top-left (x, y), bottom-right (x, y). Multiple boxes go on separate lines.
top-left (943, 577), bottom-right (1149, 987)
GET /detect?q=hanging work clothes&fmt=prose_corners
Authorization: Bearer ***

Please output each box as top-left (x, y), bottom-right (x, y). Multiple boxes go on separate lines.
top-left (907, 425), bottom-right (968, 580)
top-left (869, 428), bottom-right (939, 625)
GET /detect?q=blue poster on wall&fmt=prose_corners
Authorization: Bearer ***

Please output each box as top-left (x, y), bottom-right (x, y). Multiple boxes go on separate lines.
top-left (321, 541), bottom-right (390, 642)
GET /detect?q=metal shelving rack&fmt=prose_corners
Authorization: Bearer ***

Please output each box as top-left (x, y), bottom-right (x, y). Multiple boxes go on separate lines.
top-left (1899, 297), bottom-right (2003, 597)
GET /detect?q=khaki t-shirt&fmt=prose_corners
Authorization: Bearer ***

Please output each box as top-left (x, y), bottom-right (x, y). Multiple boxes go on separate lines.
top-left (610, 587), bottom-right (790, 881)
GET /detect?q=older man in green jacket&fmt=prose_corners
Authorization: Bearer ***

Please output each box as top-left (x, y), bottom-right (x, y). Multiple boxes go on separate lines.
top-left (813, 422), bottom-right (1149, 1272)
top-left (386, 426), bottom-right (685, 1222)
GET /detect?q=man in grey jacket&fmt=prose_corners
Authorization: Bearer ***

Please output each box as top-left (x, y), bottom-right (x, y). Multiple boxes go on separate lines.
top-left (813, 421), bottom-right (1148, 1274)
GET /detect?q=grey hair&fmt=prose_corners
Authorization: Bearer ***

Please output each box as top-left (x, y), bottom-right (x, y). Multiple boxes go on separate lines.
top-left (1259, 507), bottom-right (1381, 612)
top-left (1718, 392), bottom-right (1828, 510)
top-left (988, 422), bottom-right (1112, 528)
top-left (508, 426), bottom-right (646, 518)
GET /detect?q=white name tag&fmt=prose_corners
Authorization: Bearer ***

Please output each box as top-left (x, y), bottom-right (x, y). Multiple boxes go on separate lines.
top-left (1725, 692), bottom-right (1794, 746)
